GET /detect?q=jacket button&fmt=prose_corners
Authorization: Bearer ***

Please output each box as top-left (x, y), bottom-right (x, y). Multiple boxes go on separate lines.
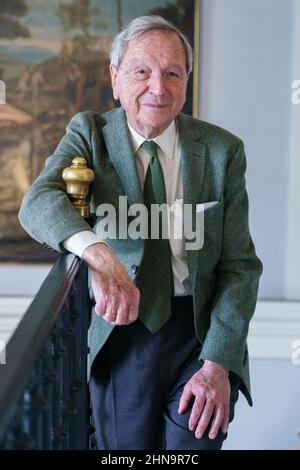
top-left (131, 265), bottom-right (139, 275)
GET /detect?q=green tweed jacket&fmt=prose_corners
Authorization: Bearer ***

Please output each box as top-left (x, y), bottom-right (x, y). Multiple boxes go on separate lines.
top-left (19, 107), bottom-right (262, 405)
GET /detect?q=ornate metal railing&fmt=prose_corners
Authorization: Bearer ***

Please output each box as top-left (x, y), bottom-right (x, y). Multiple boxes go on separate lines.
top-left (0, 253), bottom-right (93, 449)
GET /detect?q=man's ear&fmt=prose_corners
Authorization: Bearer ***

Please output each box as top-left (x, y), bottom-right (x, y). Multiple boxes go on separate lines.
top-left (109, 65), bottom-right (119, 100)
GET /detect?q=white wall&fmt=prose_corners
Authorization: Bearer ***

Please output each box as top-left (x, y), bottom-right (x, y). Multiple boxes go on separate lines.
top-left (224, 358), bottom-right (300, 450)
top-left (198, 0), bottom-right (300, 450)
top-left (0, 265), bottom-right (52, 345)
top-left (199, 0), bottom-right (296, 300)
top-left (0, 264), bottom-right (52, 296)
top-left (286, 0), bottom-right (300, 300)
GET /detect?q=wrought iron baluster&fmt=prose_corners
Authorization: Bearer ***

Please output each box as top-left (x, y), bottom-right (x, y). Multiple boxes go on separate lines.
top-left (0, 255), bottom-right (91, 449)
top-left (40, 341), bottom-right (53, 449)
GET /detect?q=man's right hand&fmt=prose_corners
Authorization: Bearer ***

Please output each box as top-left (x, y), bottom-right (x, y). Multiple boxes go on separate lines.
top-left (82, 243), bottom-right (140, 325)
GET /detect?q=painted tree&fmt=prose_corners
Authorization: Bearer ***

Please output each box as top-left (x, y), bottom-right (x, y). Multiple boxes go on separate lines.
top-left (150, 0), bottom-right (194, 42)
top-left (0, 0), bottom-right (30, 39)
top-left (116, 0), bottom-right (122, 31)
top-left (57, 0), bottom-right (105, 53)
top-left (57, 0), bottom-right (104, 37)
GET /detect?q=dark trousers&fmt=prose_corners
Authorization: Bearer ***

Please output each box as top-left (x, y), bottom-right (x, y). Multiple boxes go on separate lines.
top-left (89, 296), bottom-right (240, 450)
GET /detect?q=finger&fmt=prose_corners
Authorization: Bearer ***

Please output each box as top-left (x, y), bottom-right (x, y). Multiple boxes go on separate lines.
top-left (178, 386), bottom-right (194, 415)
top-left (115, 296), bottom-right (130, 325)
top-left (133, 285), bottom-right (140, 305)
top-left (195, 401), bottom-right (214, 439)
top-left (128, 291), bottom-right (140, 321)
top-left (103, 311), bottom-right (116, 323)
top-left (208, 406), bottom-right (224, 439)
top-left (221, 401), bottom-right (230, 434)
top-left (125, 287), bottom-right (139, 322)
top-left (130, 286), bottom-right (140, 308)
top-left (115, 289), bottom-right (133, 324)
top-left (95, 296), bottom-right (106, 316)
top-left (128, 304), bottom-right (138, 323)
top-left (188, 392), bottom-right (206, 431)
top-left (103, 295), bottom-right (118, 323)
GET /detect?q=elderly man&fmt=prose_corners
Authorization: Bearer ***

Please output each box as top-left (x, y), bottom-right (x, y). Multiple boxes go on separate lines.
top-left (19, 16), bottom-right (262, 450)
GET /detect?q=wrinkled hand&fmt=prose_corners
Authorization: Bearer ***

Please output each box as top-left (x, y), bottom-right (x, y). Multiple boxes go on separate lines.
top-left (178, 360), bottom-right (230, 440)
top-left (83, 243), bottom-right (140, 325)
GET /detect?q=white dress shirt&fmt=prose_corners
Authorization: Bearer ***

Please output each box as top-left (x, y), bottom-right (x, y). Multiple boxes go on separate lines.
top-left (63, 120), bottom-right (191, 295)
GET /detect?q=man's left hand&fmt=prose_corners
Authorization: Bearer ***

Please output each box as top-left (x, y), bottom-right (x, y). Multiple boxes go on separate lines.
top-left (178, 360), bottom-right (230, 440)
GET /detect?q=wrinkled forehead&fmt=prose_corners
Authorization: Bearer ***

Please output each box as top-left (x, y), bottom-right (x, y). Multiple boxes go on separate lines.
top-left (121, 30), bottom-right (187, 69)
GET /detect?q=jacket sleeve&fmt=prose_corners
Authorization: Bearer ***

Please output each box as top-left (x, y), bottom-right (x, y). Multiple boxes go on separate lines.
top-left (19, 112), bottom-right (95, 252)
top-left (199, 140), bottom-right (263, 376)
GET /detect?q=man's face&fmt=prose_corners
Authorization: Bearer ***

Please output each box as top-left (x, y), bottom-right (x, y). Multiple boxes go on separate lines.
top-left (110, 30), bottom-right (188, 138)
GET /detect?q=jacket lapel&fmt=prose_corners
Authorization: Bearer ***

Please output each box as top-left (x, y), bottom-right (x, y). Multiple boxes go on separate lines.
top-left (177, 113), bottom-right (207, 209)
top-left (177, 114), bottom-right (207, 287)
top-left (102, 108), bottom-right (144, 206)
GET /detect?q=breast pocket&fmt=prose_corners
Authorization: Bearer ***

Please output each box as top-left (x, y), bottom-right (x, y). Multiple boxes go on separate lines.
top-left (170, 198), bottom-right (224, 255)
top-left (196, 198), bottom-right (223, 215)
top-left (196, 199), bottom-right (221, 213)
top-left (201, 197), bottom-right (224, 239)
top-left (196, 198), bottom-right (224, 269)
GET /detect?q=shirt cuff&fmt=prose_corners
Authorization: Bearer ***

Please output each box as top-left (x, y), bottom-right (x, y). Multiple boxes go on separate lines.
top-left (63, 230), bottom-right (108, 258)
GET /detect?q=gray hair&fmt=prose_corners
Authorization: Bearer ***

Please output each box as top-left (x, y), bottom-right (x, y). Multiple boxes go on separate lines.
top-left (110, 15), bottom-right (193, 75)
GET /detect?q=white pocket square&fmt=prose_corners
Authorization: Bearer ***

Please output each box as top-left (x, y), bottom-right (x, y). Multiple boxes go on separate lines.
top-left (196, 201), bottom-right (219, 213)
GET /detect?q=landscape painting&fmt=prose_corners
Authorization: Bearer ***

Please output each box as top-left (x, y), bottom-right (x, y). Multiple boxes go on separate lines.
top-left (0, 0), bottom-right (196, 262)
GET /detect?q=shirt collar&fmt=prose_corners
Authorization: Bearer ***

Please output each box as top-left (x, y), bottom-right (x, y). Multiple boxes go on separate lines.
top-left (127, 120), bottom-right (176, 160)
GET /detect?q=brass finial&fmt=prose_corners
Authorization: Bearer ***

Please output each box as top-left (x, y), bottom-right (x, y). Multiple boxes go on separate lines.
top-left (62, 157), bottom-right (95, 218)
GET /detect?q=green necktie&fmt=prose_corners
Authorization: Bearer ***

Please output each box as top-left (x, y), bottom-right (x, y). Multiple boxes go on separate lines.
top-left (136, 140), bottom-right (173, 334)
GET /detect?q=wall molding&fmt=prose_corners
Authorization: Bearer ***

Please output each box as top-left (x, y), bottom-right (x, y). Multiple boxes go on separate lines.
top-left (248, 300), bottom-right (300, 360)
top-left (0, 297), bottom-right (33, 343)
top-left (1, 298), bottom-right (299, 359)
top-left (0, 296), bottom-right (33, 314)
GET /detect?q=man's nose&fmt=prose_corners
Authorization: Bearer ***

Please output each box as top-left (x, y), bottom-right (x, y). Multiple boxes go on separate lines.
top-left (148, 73), bottom-right (166, 95)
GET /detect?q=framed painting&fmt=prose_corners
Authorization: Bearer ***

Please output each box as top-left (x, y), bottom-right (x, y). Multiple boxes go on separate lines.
top-left (0, 0), bottom-right (200, 262)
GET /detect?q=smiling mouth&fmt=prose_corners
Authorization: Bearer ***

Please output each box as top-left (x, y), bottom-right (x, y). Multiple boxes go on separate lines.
top-left (141, 103), bottom-right (168, 108)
